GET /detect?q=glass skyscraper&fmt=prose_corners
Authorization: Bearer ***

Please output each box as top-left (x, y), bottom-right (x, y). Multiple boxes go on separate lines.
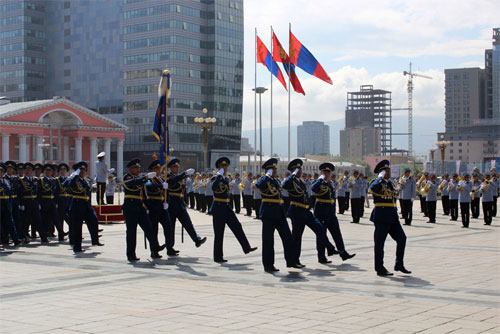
top-left (1, 0), bottom-right (244, 170)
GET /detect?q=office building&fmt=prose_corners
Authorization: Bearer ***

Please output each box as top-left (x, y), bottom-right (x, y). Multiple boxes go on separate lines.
top-left (1, 0), bottom-right (244, 170)
top-left (297, 121), bottom-right (330, 157)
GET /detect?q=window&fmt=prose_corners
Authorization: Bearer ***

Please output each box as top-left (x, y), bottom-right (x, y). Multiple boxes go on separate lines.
top-left (64, 69), bottom-right (70, 77)
top-left (458, 143), bottom-right (462, 146)
top-left (64, 2), bottom-right (70, 9)
top-left (64, 56), bottom-right (70, 63)
top-left (64, 42), bottom-right (70, 49)
top-left (64, 83), bottom-right (71, 90)
top-left (64, 29), bottom-right (70, 36)
top-left (64, 15), bottom-right (70, 22)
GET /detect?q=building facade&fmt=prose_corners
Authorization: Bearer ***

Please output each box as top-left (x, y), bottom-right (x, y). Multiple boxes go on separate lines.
top-left (1, 0), bottom-right (244, 171)
top-left (297, 121), bottom-right (330, 157)
top-left (340, 127), bottom-right (381, 160)
top-left (438, 28), bottom-right (500, 165)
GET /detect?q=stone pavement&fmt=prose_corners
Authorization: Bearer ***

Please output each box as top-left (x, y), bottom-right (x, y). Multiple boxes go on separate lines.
top-left (1, 203), bottom-right (499, 334)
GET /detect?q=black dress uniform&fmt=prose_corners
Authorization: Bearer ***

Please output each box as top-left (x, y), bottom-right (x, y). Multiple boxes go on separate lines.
top-left (121, 159), bottom-right (165, 261)
top-left (55, 164), bottom-right (72, 242)
top-left (64, 162), bottom-right (102, 252)
top-left (255, 158), bottom-right (299, 272)
top-left (4, 161), bottom-right (22, 239)
top-left (167, 158), bottom-right (206, 249)
top-left (0, 163), bottom-right (21, 246)
top-left (210, 157), bottom-right (256, 263)
top-left (18, 163), bottom-right (48, 242)
top-left (39, 164), bottom-right (65, 241)
top-left (370, 160), bottom-right (411, 276)
top-left (312, 163), bottom-right (356, 264)
top-left (282, 159), bottom-right (337, 266)
top-left (145, 160), bottom-right (177, 257)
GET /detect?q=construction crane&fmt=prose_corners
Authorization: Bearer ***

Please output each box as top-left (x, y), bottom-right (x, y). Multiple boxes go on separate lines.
top-left (403, 62), bottom-right (432, 155)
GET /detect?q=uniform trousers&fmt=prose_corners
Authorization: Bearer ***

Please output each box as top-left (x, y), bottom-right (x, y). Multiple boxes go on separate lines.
top-left (261, 217), bottom-right (296, 268)
top-left (374, 222), bottom-right (406, 272)
top-left (449, 199), bottom-right (459, 220)
top-left (482, 201), bottom-right (493, 225)
top-left (460, 202), bottom-right (470, 227)
top-left (400, 199), bottom-right (413, 225)
top-left (212, 203), bottom-right (251, 260)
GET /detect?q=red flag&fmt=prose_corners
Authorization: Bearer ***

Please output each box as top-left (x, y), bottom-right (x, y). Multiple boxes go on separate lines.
top-left (256, 36), bottom-right (287, 90)
top-left (272, 33), bottom-right (305, 95)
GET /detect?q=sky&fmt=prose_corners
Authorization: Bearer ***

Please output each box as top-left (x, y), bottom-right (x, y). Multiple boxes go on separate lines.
top-left (240, 0), bottom-right (500, 157)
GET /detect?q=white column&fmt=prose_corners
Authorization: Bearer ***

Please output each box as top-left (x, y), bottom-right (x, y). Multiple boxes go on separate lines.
top-left (19, 135), bottom-right (27, 162)
top-left (104, 138), bottom-right (111, 167)
top-left (63, 137), bottom-right (69, 162)
top-left (89, 137), bottom-right (97, 179)
top-left (117, 139), bottom-right (123, 181)
top-left (75, 138), bottom-right (82, 162)
top-left (36, 135), bottom-right (43, 162)
top-left (2, 134), bottom-right (9, 161)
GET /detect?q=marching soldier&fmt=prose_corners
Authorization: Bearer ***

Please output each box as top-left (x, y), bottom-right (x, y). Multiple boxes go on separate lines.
top-left (205, 172), bottom-right (214, 215)
top-left (95, 152), bottom-right (114, 205)
top-left (252, 176), bottom-right (262, 219)
top-left (210, 157), bottom-right (257, 263)
top-left (448, 174), bottom-right (460, 221)
top-left (440, 174), bottom-right (450, 216)
top-left (425, 174), bottom-right (438, 224)
top-left (145, 159), bottom-right (178, 257)
top-left (34, 163), bottom-right (42, 178)
top-left (39, 164), bottom-right (65, 241)
top-left (312, 163), bottom-right (356, 264)
top-left (343, 171), bottom-right (351, 212)
top-left (458, 173), bottom-right (472, 228)
top-left (471, 173), bottom-right (481, 219)
top-left (64, 162), bottom-right (103, 252)
top-left (417, 172), bottom-right (429, 217)
top-left (199, 174), bottom-right (208, 213)
top-left (398, 168), bottom-right (416, 226)
top-left (242, 172), bottom-right (253, 216)
top-left (0, 162), bottom-right (22, 246)
top-left (349, 170), bottom-right (364, 224)
top-left (5, 161), bottom-right (21, 237)
top-left (186, 174), bottom-right (195, 209)
top-left (167, 158), bottom-right (207, 250)
top-left (256, 158), bottom-right (300, 272)
top-left (282, 159), bottom-right (338, 267)
top-left (18, 163), bottom-right (48, 243)
top-left (55, 163), bottom-right (72, 242)
top-left (480, 173), bottom-right (494, 225)
top-left (370, 160), bottom-right (411, 276)
top-left (491, 170), bottom-right (498, 217)
top-left (121, 159), bottom-right (165, 260)
top-left (359, 173), bottom-right (367, 216)
top-left (230, 172), bottom-right (241, 214)
top-left (282, 171), bottom-right (291, 213)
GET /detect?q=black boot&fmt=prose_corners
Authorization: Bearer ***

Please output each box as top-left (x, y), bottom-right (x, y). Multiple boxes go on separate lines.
top-left (394, 263), bottom-right (412, 274)
top-left (377, 267), bottom-right (393, 276)
top-left (340, 251), bottom-right (356, 261)
top-left (195, 237), bottom-right (207, 248)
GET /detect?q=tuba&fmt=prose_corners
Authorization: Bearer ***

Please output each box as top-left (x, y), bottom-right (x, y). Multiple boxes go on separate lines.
top-left (438, 180), bottom-right (447, 192)
top-left (238, 171), bottom-right (248, 191)
top-left (421, 182), bottom-right (431, 196)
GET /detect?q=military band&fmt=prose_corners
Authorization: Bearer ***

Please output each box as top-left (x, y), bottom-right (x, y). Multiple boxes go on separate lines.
top-left (1, 155), bottom-right (498, 276)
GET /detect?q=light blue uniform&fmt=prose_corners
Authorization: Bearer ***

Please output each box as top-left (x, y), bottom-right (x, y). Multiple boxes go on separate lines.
top-left (425, 181), bottom-right (438, 202)
top-left (448, 180), bottom-right (459, 200)
top-left (399, 177), bottom-right (416, 200)
top-left (458, 181), bottom-right (472, 203)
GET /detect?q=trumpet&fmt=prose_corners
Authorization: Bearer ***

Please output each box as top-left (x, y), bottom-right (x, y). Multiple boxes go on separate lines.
top-left (238, 171), bottom-right (248, 191)
top-left (480, 180), bottom-right (491, 193)
top-left (398, 176), bottom-right (408, 185)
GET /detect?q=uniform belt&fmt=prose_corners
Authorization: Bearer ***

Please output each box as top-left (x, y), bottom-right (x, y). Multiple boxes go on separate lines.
top-left (290, 201), bottom-right (309, 209)
top-left (58, 194), bottom-right (72, 197)
top-left (23, 195), bottom-right (37, 199)
top-left (262, 198), bottom-right (284, 204)
top-left (0, 195), bottom-right (9, 199)
top-left (41, 195), bottom-right (54, 199)
top-left (169, 193), bottom-right (184, 197)
top-left (316, 198), bottom-right (335, 204)
top-left (147, 196), bottom-right (164, 200)
top-left (11, 195), bottom-right (17, 198)
top-left (73, 195), bottom-right (90, 200)
top-left (374, 203), bottom-right (397, 207)
top-left (125, 195), bottom-right (142, 200)
top-left (213, 198), bottom-right (230, 203)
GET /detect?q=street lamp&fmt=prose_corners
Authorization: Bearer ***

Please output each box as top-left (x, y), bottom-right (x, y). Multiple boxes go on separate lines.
top-left (252, 87), bottom-right (267, 167)
top-left (429, 148), bottom-right (436, 173)
top-left (436, 134), bottom-right (451, 175)
top-left (194, 108), bottom-right (216, 172)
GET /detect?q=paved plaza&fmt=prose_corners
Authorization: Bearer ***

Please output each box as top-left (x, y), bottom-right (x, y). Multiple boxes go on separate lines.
top-left (1, 203), bottom-right (499, 334)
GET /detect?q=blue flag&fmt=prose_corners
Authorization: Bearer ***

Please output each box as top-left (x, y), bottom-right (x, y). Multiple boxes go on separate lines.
top-left (152, 72), bottom-right (171, 168)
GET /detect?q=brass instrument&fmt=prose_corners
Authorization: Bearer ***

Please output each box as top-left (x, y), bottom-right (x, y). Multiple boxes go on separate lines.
top-left (192, 173), bottom-right (202, 190)
top-left (471, 190), bottom-right (475, 200)
top-left (438, 180), bottom-right (446, 192)
top-left (457, 182), bottom-right (464, 192)
top-left (238, 171), bottom-right (248, 191)
top-left (398, 176), bottom-right (408, 185)
top-left (416, 174), bottom-right (427, 194)
top-left (421, 182), bottom-right (431, 196)
top-left (480, 180), bottom-right (490, 193)
top-left (448, 180), bottom-right (455, 192)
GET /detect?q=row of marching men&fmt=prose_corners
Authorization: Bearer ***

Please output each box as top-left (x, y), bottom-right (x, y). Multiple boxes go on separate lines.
top-left (0, 160), bottom-right (104, 252)
top-left (1, 156), bottom-right (412, 276)
top-left (397, 168), bottom-right (498, 228)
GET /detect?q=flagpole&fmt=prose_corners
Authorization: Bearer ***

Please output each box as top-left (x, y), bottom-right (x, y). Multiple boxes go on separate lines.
top-left (287, 22), bottom-right (291, 162)
top-left (270, 26), bottom-right (273, 158)
top-left (254, 27), bottom-right (257, 173)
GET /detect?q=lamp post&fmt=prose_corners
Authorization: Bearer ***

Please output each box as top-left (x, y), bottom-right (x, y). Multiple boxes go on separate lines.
top-left (436, 135), bottom-right (451, 175)
top-left (252, 87), bottom-right (267, 167)
top-left (429, 148), bottom-right (436, 173)
top-left (38, 138), bottom-right (50, 164)
top-left (194, 108), bottom-right (216, 172)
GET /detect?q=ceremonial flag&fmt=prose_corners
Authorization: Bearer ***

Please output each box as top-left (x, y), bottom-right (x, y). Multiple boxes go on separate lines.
top-left (152, 69), bottom-right (171, 169)
top-left (456, 160), bottom-right (461, 174)
top-left (272, 32), bottom-right (305, 95)
top-left (289, 30), bottom-right (332, 85)
top-left (257, 36), bottom-right (287, 90)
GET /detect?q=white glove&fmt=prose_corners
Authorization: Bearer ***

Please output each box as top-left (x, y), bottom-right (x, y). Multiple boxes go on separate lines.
top-left (162, 182), bottom-right (168, 189)
top-left (55, 204), bottom-right (58, 209)
top-left (76, 168), bottom-right (81, 175)
top-left (411, 197), bottom-right (414, 202)
top-left (378, 170), bottom-right (386, 178)
top-left (266, 169), bottom-right (273, 177)
top-left (39, 204), bottom-right (41, 210)
top-left (163, 203), bottom-right (169, 210)
top-left (109, 168), bottom-right (115, 173)
top-left (292, 168), bottom-right (299, 176)
top-left (319, 174), bottom-right (325, 180)
top-left (217, 168), bottom-right (224, 176)
top-left (147, 172), bottom-right (156, 179)
top-left (19, 205), bottom-right (24, 211)
top-left (186, 168), bottom-right (195, 176)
